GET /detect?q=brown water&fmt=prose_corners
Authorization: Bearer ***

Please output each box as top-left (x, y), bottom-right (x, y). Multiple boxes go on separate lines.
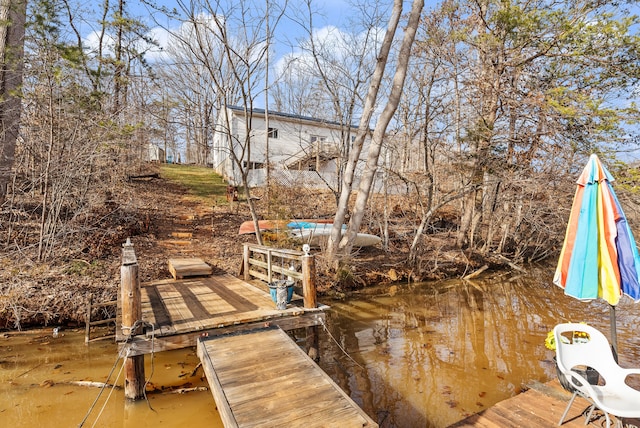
top-left (2, 264), bottom-right (639, 427)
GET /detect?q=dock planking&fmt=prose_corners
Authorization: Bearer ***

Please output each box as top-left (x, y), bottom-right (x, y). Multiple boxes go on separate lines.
top-left (118, 273), bottom-right (326, 356)
top-left (197, 327), bottom-right (378, 428)
top-left (448, 378), bottom-right (640, 427)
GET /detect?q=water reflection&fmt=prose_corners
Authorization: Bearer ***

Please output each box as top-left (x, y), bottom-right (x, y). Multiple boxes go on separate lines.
top-left (2, 264), bottom-right (639, 427)
top-left (318, 264), bottom-right (640, 428)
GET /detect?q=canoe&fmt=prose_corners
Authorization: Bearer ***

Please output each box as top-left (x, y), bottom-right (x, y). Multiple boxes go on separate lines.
top-left (289, 225), bottom-right (381, 248)
top-left (239, 219), bottom-right (332, 235)
top-left (238, 220), bottom-right (288, 235)
top-left (287, 221), bottom-right (345, 231)
top-left (239, 219), bottom-right (379, 247)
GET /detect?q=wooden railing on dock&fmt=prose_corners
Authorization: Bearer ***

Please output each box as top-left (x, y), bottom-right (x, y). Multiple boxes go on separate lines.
top-left (242, 244), bottom-right (317, 308)
top-left (84, 295), bottom-right (117, 343)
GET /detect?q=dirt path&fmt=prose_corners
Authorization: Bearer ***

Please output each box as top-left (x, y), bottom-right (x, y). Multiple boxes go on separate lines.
top-left (128, 177), bottom-right (255, 283)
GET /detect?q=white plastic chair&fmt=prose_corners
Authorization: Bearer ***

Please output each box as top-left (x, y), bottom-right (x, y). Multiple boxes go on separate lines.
top-left (554, 323), bottom-right (640, 427)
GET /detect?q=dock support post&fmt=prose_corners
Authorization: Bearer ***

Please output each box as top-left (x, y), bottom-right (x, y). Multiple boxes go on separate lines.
top-left (121, 238), bottom-right (145, 400)
top-left (301, 247), bottom-right (316, 309)
top-left (306, 326), bottom-right (319, 361)
top-left (85, 294), bottom-right (92, 344)
top-left (243, 244), bottom-right (251, 281)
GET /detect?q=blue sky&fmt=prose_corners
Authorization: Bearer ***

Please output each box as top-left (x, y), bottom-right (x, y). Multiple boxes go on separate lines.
top-left (126, 0), bottom-right (433, 64)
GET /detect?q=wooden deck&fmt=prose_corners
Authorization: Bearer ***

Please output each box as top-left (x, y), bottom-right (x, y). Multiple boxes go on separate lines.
top-left (118, 273), bottom-right (326, 356)
top-left (448, 378), bottom-right (639, 427)
top-left (197, 327), bottom-right (378, 428)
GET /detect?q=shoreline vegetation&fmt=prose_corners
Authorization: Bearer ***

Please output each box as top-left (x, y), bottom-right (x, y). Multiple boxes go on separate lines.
top-left (0, 163), bottom-right (626, 330)
top-left (3, 0), bottom-right (639, 334)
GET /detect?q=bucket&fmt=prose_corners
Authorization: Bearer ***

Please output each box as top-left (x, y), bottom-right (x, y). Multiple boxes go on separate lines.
top-left (268, 280), bottom-right (295, 310)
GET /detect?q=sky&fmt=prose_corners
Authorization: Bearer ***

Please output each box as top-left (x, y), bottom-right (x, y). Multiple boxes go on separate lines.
top-left (124, 0), bottom-right (441, 66)
top-left (132, 0), bottom-right (370, 51)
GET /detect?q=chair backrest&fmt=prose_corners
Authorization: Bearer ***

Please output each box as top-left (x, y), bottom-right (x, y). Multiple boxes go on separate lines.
top-left (553, 323), bottom-right (617, 380)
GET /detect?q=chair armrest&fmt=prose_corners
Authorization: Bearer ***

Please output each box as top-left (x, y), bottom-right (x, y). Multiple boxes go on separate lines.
top-left (566, 369), bottom-right (600, 398)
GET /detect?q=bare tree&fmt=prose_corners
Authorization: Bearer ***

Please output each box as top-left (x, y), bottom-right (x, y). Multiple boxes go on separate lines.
top-left (334, 0), bottom-right (424, 258)
top-left (275, 0), bottom-right (387, 203)
top-left (0, 0), bottom-right (26, 204)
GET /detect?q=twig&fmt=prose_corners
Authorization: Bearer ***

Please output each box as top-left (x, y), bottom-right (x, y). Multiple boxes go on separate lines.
top-left (178, 362), bottom-right (202, 378)
top-left (170, 386), bottom-right (208, 394)
top-left (463, 264), bottom-right (488, 280)
top-left (68, 380), bottom-right (121, 389)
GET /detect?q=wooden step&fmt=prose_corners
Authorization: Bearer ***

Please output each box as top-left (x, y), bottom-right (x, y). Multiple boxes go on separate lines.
top-left (159, 240), bottom-right (192, 247)
top-left (171, 232), bottom-right (193, 239)
top-left (168, 258), bottom-right (212, 279)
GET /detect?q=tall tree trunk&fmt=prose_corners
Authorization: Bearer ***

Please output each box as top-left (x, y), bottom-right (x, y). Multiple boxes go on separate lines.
top-left (113, 0), bottom-right (124, 115)
top-left (326, 0), bottom-right (403, 261)
top-left (0, 0), bottom-right (26, 204)
top-left (338, 0), bottom-right (424, 257)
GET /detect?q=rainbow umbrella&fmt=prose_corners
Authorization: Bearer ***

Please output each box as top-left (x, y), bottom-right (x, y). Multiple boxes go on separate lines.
top-left (553, 154), bottom-right (640, 360)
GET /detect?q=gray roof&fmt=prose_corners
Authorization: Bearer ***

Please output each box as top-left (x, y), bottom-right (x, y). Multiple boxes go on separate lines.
top-left (226, 105), bottom-right (359, 129)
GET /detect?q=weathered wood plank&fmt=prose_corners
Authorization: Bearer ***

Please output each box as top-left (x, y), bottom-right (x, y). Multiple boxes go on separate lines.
top-left (197, 328), bottom-right (377, 428)
top-left (447, 379), bottom-right (600, 428)
top-left (121, 312), bottom-right (325, 356)
top-left (155, 283), bottom-right (196, 327)
top-left (197, 339), bottom-right (238, 428)
top-left (168, 257), bottom-right (212, 279)
top-left (119, 273), bottom-right (328, 356)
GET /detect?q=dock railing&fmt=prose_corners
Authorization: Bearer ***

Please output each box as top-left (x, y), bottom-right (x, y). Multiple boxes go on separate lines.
top-left (242, 243), bottom-right (317, 308)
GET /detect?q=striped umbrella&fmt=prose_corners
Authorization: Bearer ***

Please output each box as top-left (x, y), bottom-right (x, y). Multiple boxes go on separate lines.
top-left (553, 154), bottom-right (640, 360)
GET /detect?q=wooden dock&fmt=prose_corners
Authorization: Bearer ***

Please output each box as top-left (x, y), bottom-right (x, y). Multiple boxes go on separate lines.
top-left (448, 378), bottom-right (639, 427)
top-left (118, 273), bottom-right (326, 356)
top-left (197, 327), bottom-right (378, 428)
top-left (113, 242), bottom-right (380, 426)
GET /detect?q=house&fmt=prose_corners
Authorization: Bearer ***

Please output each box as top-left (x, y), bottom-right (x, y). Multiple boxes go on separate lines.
top-left (210, 106), bottom-right (370, 188)
top-left (147, 143), bottom-right (165, 163)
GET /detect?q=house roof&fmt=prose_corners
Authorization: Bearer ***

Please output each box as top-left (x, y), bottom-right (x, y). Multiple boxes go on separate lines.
top-left (226, 105), bottom-right (359, 130)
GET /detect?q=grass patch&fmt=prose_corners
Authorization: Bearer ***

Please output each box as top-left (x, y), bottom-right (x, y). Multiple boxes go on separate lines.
top-left (160, 164), bottom-right (231, 204)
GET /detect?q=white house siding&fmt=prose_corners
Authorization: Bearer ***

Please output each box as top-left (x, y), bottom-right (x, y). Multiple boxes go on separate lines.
top-left (211, 106), bottom-right (371, 188)
top-left (147, 143), bottom-right (165, 163)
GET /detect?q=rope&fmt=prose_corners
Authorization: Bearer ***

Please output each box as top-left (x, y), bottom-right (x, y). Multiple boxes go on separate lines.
top-left (78, 342), bottom-right (130, 427)
top-left (319, 318), bottom-right (365, 371)
top-left (90, 347), bottom-right (130, 428)
top-left (142, 322), bottom-right (156, 411)
top-left (78, 320), bottom-right (157, 427)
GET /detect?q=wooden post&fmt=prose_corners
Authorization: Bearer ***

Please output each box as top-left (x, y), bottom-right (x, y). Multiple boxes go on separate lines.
top-left (301, 250), bottom-right (316, 309)
top-left (267, 249), bottom-right (273, 283)
top-left (243, 244), bottom-right (251, 281)
top-left (306, 326), bottom-right (319, 362)
top-left (121, 238), bottom-right (145, 400)
top-left (85, 294), bottom-right (92, 344)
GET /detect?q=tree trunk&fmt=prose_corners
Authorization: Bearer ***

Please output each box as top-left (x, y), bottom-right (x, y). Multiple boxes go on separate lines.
top-left (338, 0), bottom-right (424, 257)
top-left (326, 0), bottom-right (403, 261)
top-left (0, 0), bottom-right (26, 204)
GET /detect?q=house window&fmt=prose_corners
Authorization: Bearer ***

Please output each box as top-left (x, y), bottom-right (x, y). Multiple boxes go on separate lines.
top-left (310, 135), bottom-right (326, 144)
top-left (268, 127), bottom-right (278, 138)
top-left (242, 161), bottom-right (264, 169)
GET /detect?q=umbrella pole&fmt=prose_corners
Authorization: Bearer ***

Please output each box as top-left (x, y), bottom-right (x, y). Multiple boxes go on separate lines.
top-left (609, 305), bottom-right (619, 363)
